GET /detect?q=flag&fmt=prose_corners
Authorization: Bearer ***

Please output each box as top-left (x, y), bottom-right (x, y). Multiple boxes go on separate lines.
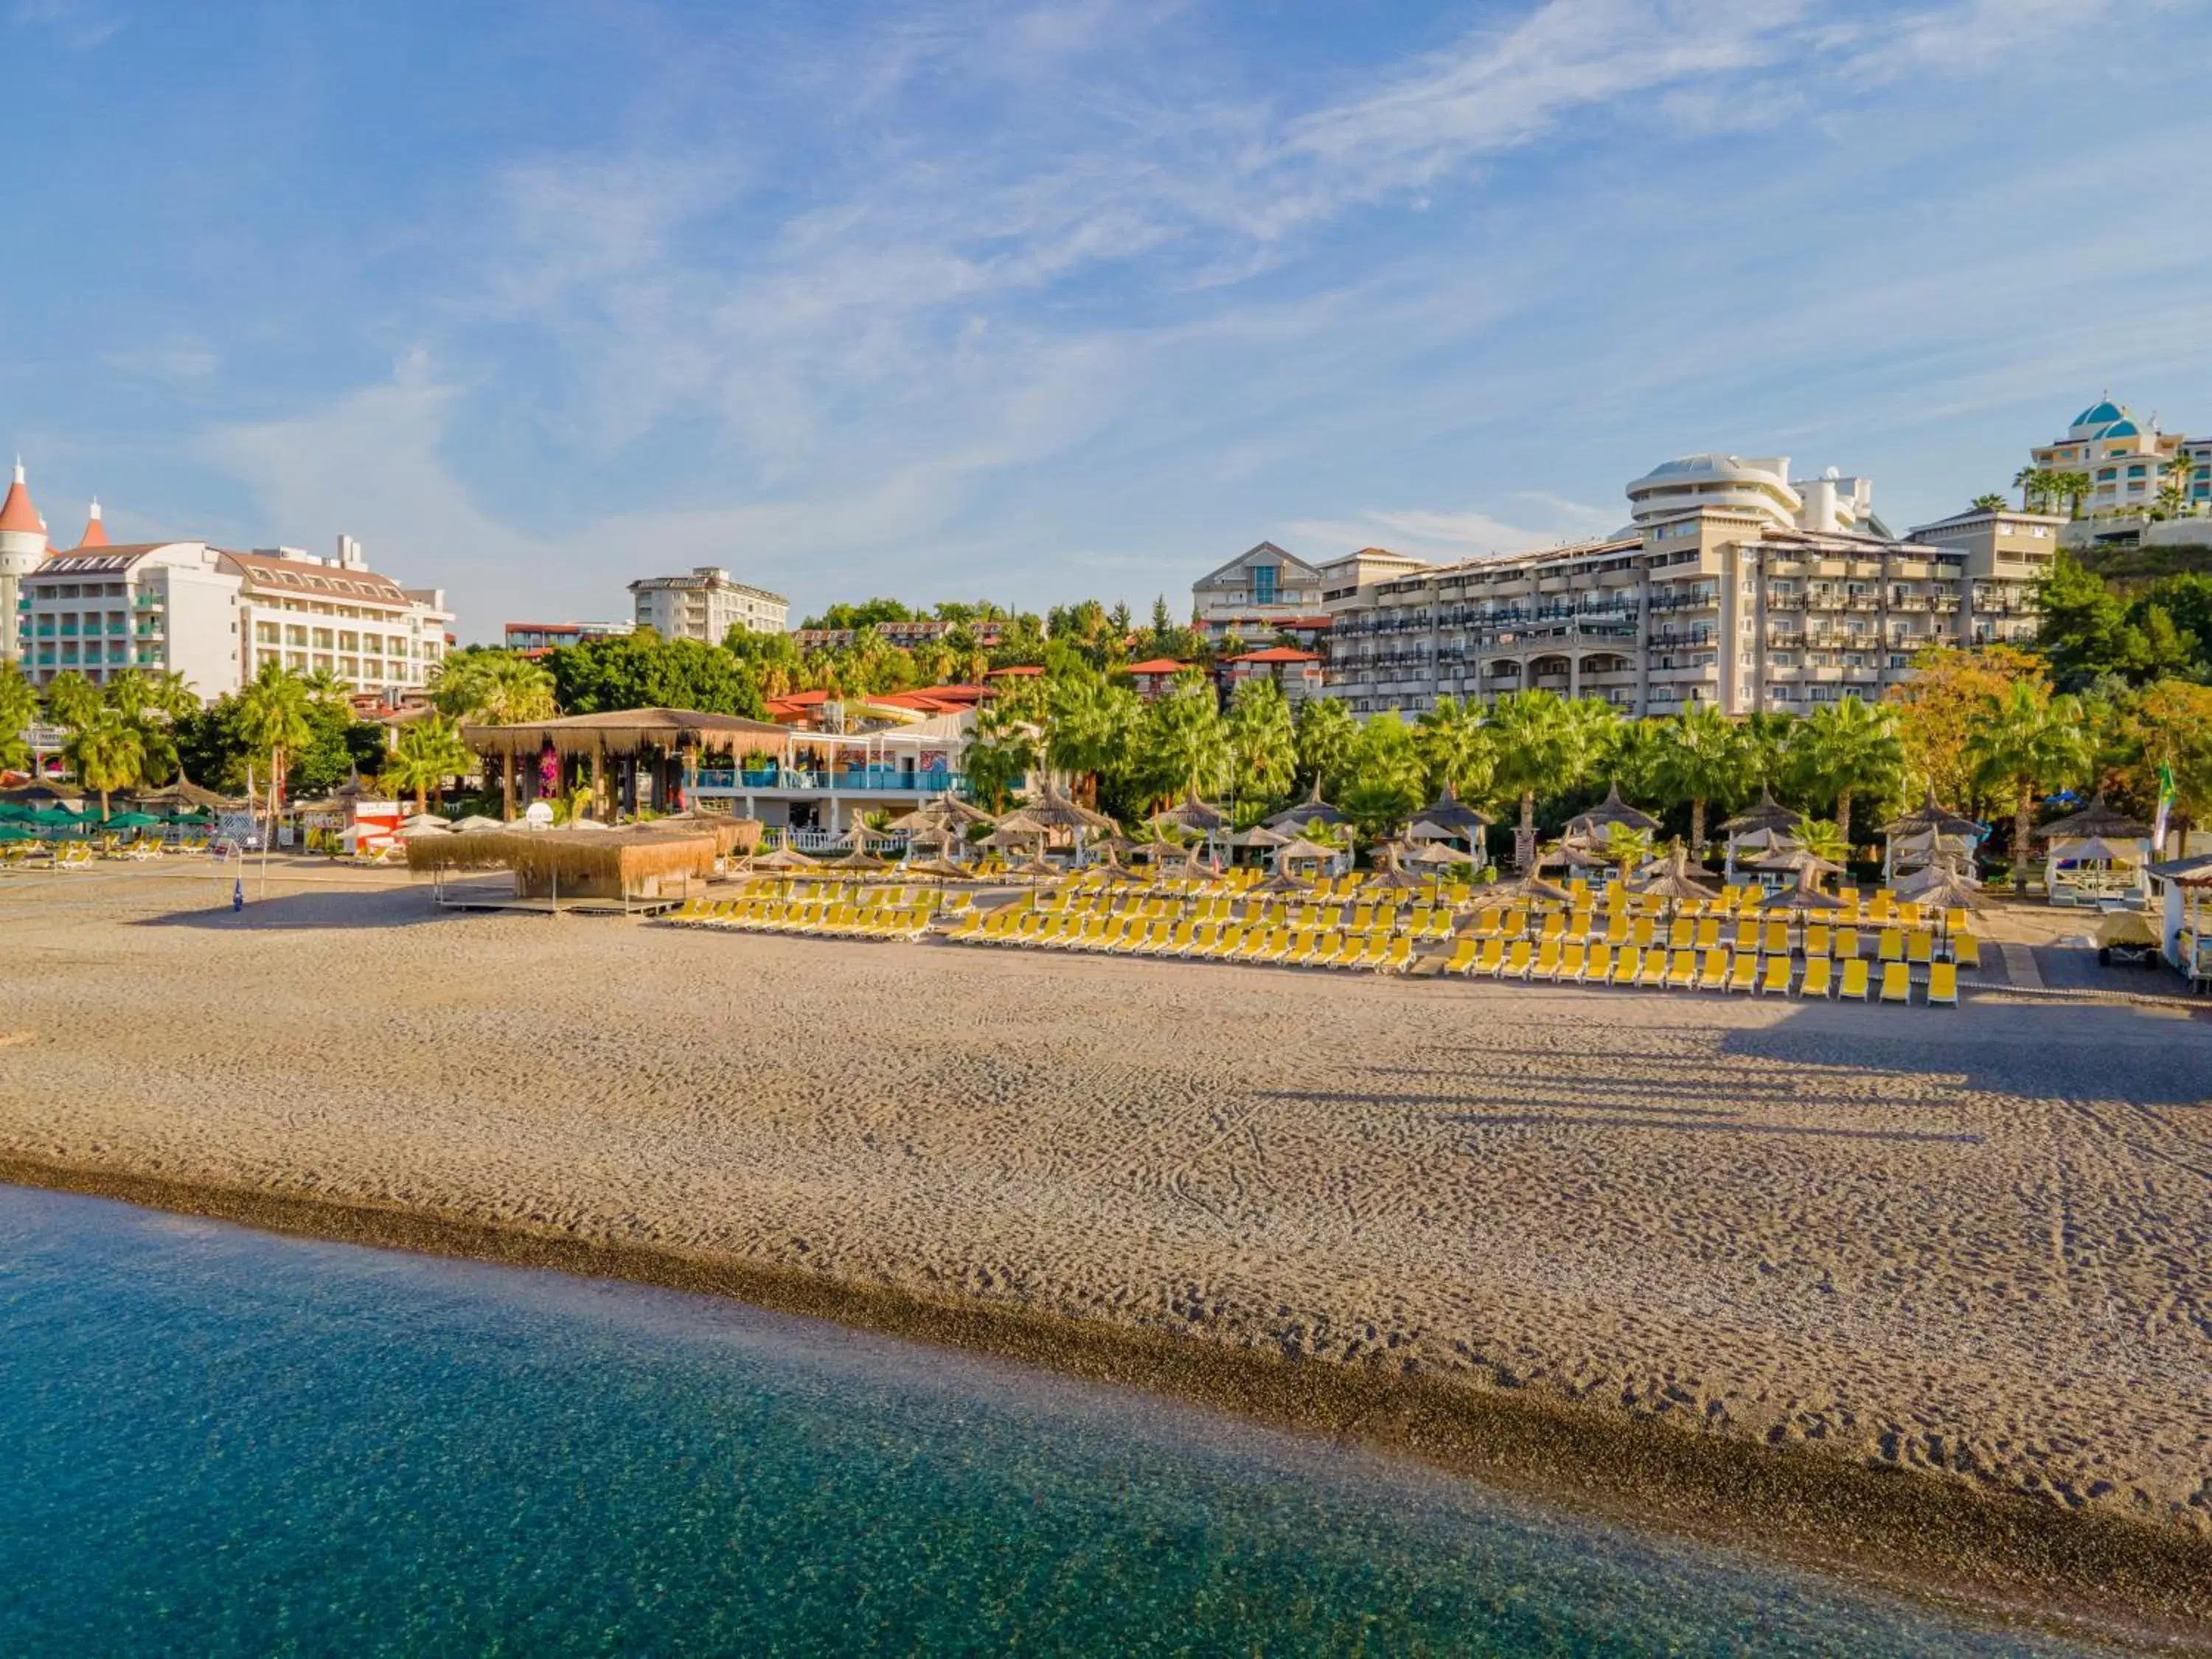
top-left (2151, 760), bottom-right (2176, 858)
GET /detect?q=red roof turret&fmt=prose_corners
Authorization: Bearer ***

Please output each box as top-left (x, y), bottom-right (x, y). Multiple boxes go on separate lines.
top-left (0, 459), bottom-right (42, 536)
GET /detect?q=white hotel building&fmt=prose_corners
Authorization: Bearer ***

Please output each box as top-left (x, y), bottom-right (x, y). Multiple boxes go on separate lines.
top-left (5, 466), bottom-right (451, 701)
top-left (1324, 454), bottom-right (2056, 718)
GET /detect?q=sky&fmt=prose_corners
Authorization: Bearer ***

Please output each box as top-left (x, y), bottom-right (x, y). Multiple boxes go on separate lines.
top-left (5, 0), bottom-right (2211, 641)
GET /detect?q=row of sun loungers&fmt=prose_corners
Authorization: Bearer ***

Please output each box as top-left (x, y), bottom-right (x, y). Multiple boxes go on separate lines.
top-left (666, 894), bottom-right (939, 939)
top-left (1432, 938), bottom-right (1958, 1004)
top-left (950, 907), bottom-right (1420, 970)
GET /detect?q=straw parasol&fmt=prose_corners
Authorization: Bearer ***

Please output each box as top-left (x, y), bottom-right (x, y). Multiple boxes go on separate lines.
top-left (1879, 786), bottom-right (1980, 842)
top-left (1405, 841), bottom-right (1466, 868)
top-left (1010, 853), bottom-right (1063, 882)
top-left (1761, 869), bottom-right (1848, 912)
top-left (1152, 791), bottom-right (1229, 836)
top-left (1024, 782), bottom-right (1116, 835)
top-left (2034, 791), bottom-right (2149, 844)
top-left (1539, 838), bottom-right (1613, 872)
top-left (1133, 838), bottom-right (1188, 862)
top-left (1565, 782), bottom-right (1660, 840)
top-left (903, 854), bottom-right (975, 880)
top-left (1753, 846), bottom-right (1845, 880)
top-left (1894, 856), bottom-right (1985, 912)
top-left (1253, 868), bottom-right (1321, 896)
top-left (1719, 790), bottom-right (1805, 838)
top-left (1479, 872), bottom-right (1573, 907)
top-left (985, 821), bottom-right (1046, 849)
top-left (756, 845), bottom-right (820, 870)
top-left (1408, 781), bottom-right (1491, 841)
top-left (829, 848), bottom-right (892, 872)
top-left (1231, 824), bottom-right (1290, 850)
top-left (1632, 841), bottom-right (1719, 903)
top-left (1272, 835), bottom-right (1338, 866)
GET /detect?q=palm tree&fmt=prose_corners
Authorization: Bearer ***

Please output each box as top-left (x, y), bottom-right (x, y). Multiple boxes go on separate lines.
top-left (2013, 465), bottom-right (2051, 514)
top-left (1137, 675), bottom-right (1229, 807)
top-left (1794, 818), bottom-right (1849, 866)
top-left (1046, 671), bottom-right (1139, 804)
top-left (384, 715), bottom-right (472, 813)
top-left (430, 652), bottom-right (556, 725)
top-left (1792, 695), bottom-right (1902, 857)
top-left (2056, 470), bottom-right (2093, 520)
top-left (0, 661), bottom-right (38, 773)
top-left (299, 667), bottom-right (354, 711)
top-left (1413, 695), bottom-right (1492, 797)
top-left (1225, 675), bottom-right (1298, 804)
top-left (236, 660), bottom-right (314, 826)
top-left (1970, 493), bottom-right (2006, 512)
top-left (1293, 696), bottom-right (1357, 796)
top-left (1652, 700), bottom-right (1750, 854)
top-left (1600, 822), bottom-right (1654, 883)
top-left (42, 669), bottom-right (99, 734)
top-left (1484, 690), bottom-right (1585, 869)
top-left (101, 669), bottom-right (196, 786)
top-left (66, 706), bottom-right (146, 820)
top-left (1964, 682), bottom-right (2091, 894)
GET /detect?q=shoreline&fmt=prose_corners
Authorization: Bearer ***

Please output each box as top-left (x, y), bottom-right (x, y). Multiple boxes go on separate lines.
top-left (10, 1151), bottom-right (2208, 1652)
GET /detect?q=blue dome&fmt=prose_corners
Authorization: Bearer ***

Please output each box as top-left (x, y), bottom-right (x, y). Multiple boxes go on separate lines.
top-left (2104, 420), bottom-right (2138, 437)
top-left (2073, 399), bottom-right (2124, 428)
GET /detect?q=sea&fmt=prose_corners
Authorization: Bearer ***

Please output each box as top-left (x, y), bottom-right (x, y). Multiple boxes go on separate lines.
top-left (0, 1183), bottom-right (2107, 1656)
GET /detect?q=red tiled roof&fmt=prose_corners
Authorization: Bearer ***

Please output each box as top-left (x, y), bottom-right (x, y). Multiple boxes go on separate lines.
top-left (987, 664), bottom-right (1045, 677)
top-left (1228, 646), bottom-right (1323, 664)
top-left (1124, 658), bottom-right (1188, 675)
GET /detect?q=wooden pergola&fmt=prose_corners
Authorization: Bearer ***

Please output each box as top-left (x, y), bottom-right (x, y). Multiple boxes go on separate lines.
top-left (464, 708), bottom-right (790, 822)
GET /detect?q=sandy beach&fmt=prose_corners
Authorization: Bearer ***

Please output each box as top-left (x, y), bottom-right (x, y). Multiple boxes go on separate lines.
top-left (4, 860), bottom-right (2210, 1638)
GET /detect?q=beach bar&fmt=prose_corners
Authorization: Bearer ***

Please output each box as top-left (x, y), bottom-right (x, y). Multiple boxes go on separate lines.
top-left (464, 709), bottom-right (793, 824)
top-left (406, 827), bottom-right (721, 914)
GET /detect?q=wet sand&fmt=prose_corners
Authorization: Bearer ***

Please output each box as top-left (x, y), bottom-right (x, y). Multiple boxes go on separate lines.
top-left (3, 862), bottom-right (2210, 1641)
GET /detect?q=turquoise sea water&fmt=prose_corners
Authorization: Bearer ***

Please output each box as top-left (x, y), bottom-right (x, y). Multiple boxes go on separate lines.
top-left (0, 1184), bottom-right (2104, 1657)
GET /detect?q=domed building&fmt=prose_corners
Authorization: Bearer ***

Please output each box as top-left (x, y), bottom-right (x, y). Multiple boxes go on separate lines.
top-left (2030, 394), bottom-right (2188, 518)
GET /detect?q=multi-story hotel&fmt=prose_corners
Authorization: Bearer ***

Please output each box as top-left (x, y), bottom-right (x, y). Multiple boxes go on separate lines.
top-left (1324, 454), bottom-right (2059, 719)
top-left (7, 469), bottom-right (451, 701)
top-left (1190, 543), bottom-right (1424, 647)
top-left (628, 567), bottom-right (788, 641)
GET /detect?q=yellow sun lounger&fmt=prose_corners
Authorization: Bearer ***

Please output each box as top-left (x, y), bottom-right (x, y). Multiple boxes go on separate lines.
top-left (1580, 942), bottom-right (1612, 985)
top-left (1927, 961), bottom-right (1959, 1006)
top-left (1728, 951), bottom-right (1759, 993)
top-left (1838, 958), bottom-right (1871, 1001)
top-left (1663, 948), bottom-right (1698, 990)
top-left (1878, 961), bottom-right (1913, 1005)
top-left (1759, 954), bottom-right (1794, 996)
top-left (1610, 945), bottom-right (1642, 987)
top-left (1501, 939), bottom-right (1534, 980)
top-left (1697, 948), bottom-right (1730, 992)
top-left (1474, 938), bottom-right (1507, 977)
top-left (1441, 937), bottom-right (1478, 975)
top-left (1797, 956), bottom-right (1832, 998)
top-left (1638, 949), bottom-right (1671, 990)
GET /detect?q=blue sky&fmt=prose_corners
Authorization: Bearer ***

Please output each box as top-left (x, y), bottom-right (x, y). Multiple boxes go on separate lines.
top-left (5, 0), bottom-right (2211, 639)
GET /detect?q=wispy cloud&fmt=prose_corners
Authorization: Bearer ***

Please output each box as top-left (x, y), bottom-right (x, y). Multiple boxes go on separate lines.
top-left (10, 0), bottom-right (123, 50)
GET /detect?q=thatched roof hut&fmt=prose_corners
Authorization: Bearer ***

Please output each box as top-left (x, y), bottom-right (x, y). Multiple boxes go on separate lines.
top-left (1719, 791), bottom-right (1804, 838)
top-left (1409, 782), bottom-right (1491, 838)
top-left (1565, 782), bottom-right (1660, 839)
top-left (635, 813), bottom-right (763, 858)
top-left (463, 708), bottom-right (787, 763)
top-left (406, 827), bottom-right (717, 900)
top-left (1879, 786), bottom-right (1981, 841)
top-left (1265, 782), bottom-right (1349, 832)
top-left (1761, 870), bottom-right (1849, 912)
top-left (2036, 791), bottom-right (2150, 844)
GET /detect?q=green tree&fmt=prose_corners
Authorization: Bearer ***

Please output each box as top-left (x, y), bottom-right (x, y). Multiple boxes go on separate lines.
top-left (1964, 681), bottom-right (2091, 894)
top-left (1484, 690), bottom-right (1585, 868)
top-left (66, 706), bottom-right (146, 819)
top-left (1652, 700), bottom-right (1751, 852)
top-left (384, 714), bottom-right (472, 812)
top-left (1791, 695), bottom-right (1902, 854)
top-left (431, 650), bottom-right (558, 724)
top-left (1045, 665), bottom-right (1141, 805)
top-left (236, 660), bottom-right (314, 803)
top-left (1224, 675), bottom-right (1298, 805)
top-left (1970, 493), bottom-right (2006, 512)
top-left (1293, 697), bottom-right (1358, 796)
top-left (0, 661), bottom-right (41, 772)
top-left (808, 598), bottom-right (915, 630)
top-left (101, 669), bottom-right (196, 787)
top-left (1134, 672), bottom-right (1228, 808)
top-left (1338, 712), bottom-right (1427, 840)
top-left (548, 630), bottom-right (767, 718)
top-left (2013, 465), bottom-right (2052, 514)
top-left (1413, 695), bottom-right (1492, 797)
top-left (43, 670), bottom-right (99, 733)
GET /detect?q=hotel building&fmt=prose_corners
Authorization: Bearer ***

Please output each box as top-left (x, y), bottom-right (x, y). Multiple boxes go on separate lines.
top-left (1190, 543), bottom-right (1425, 648)
top-left (7, 467), bottom-right (451, 701)
top-left (2031, 397), bottom-right (2188, 518)
top-left (1324, 454), bottom-right (2056, 719)
top-left (628, 567), bottom-right (788, 642)
top-left (504, 620), bottom-right (634, 656)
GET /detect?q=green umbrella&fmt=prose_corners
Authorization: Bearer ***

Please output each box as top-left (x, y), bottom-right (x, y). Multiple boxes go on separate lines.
top-left (27, 807), bottom-right (80, 826)
top-left (0, 824), bottom-right (38, 841)
top-left (102, 812), bottom-right (164, 829)
top-left (0, 804), bottom-right (29, 821)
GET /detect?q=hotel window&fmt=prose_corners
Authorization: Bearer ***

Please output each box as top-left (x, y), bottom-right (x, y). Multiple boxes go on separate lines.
top-left (285, 625), bottom-right (307, 647)
top-left (2128, 465), bottom-right (2147, 479)
top-left (1253, 565), bottom-right (1277, 605)
top-left (312, 628), bottom-right (334, 650)
top-left (2098, 467), bottom-right (2116, 481)
top-left (338, 631), bottom-right (358, 651)
top-left (257, 622), bottom-right (280, 644)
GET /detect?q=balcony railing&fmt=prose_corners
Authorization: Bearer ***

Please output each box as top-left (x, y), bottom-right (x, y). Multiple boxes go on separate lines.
top-left (695, 766), bottom-right (967, 796)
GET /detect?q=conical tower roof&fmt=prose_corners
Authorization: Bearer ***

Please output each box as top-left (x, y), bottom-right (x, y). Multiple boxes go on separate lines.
top-left (74, 500), bottom-right (108, 549)
top-left (0, 459), bottom-right (44, 538)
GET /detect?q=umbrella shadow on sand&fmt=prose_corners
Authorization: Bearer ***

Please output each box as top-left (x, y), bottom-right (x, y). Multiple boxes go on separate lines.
top-left (134, 886), bottom-right (464, 931)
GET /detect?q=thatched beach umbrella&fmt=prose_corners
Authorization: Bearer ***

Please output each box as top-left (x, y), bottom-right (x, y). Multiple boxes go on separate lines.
top-left (1231, 824), bottom-right (1290, 850)
top-left (1265, 782), bottom-right (1349, 834)
top-left (1253, 868), bottom-right (1321, 896)
top-left (1719, 790), bottom-right (1805, 839)
top-left (1565, 782), bottom-right (1660, 841)
top-left (1272, 835), bottom-right (1339, 868)
top-left (1010, 853), bottom-right (1063, 883)
top-left (1405, 841), bottom-right (1466, 868)
top-left (1479, 872), bottom-right (1574, 907)
top-left (1761, 869), bottom-right (1848, 913)
top-left (829, 848), bottom-right (892, 872)
top-left (1895, 857), bottom-right (1986, 914)
top-left (1632, 842), bottom-right (1719, 905)
top-left (903, 854), bottom-right (975, 880)
top-left (2046, 832), bottom-right (2142, 866)
top-left (757, 845), bottom-right (820, 870)
top-left (1753, 846), bottom-right (1846, 881)
top-left (1152, 791), bottom-right (1229, 836)
top-left (1881, 785), bottom-right (1985, 841)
